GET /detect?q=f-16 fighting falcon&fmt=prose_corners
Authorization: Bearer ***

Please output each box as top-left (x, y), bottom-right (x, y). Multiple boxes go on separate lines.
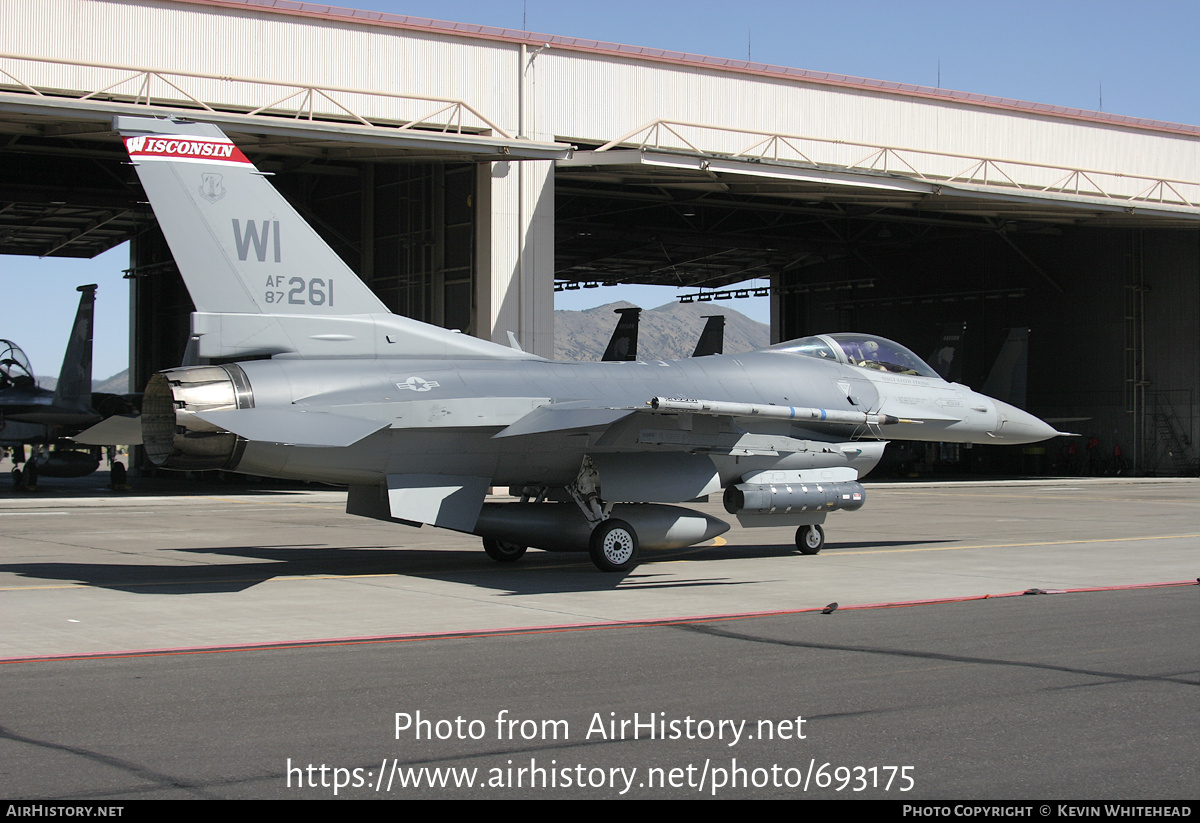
top-left (108, 116), bottom-right (1064, 572)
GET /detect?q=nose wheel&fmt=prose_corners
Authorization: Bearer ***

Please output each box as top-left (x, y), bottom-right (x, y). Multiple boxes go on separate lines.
top-left (589, 519), bottom-right (639, 572)
top-left (796, 524), bottom-right (825, 555)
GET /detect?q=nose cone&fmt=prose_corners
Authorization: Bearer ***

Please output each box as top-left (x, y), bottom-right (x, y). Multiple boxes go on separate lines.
top-left (991, 400), bottom-right (1058, 444)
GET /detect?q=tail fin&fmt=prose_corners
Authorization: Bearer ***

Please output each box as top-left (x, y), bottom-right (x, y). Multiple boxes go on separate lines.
top-left (928, 321), bottom-right (966, 382)
top-left (116, 116), bottom-right (531, 361)
top-left (52, 284), bottom-right (95, 413)
top-left (692, 314), bottom-right (725, 357)
top-left (601, 307), bottom-right (641, 361)
top-left (981, 327), bottom-right (1029, 409)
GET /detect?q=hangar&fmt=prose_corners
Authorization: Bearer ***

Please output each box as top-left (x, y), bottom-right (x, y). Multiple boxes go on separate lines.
top-left (1, 0), bottom-right (1197, 474)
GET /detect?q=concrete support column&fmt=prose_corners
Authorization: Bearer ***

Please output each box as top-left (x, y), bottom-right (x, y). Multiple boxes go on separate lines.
top-left (475, 158), bottom-right (555, 358)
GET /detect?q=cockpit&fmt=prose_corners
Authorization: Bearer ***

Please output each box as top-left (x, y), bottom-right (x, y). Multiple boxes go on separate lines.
top-left (770, 333), bottom-right (940, 378)
top-left (0, 339), bottom-right (36, 390)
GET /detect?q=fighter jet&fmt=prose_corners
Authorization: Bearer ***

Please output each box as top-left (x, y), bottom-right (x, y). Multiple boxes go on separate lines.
top-left (113, 116), bottom-right (1063, 572)
top-left (0, 285), bottom-right (111, 483)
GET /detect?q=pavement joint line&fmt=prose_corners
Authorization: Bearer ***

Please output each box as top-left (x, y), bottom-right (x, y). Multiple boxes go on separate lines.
top-left (2, 532), bottom-right (1197, 591)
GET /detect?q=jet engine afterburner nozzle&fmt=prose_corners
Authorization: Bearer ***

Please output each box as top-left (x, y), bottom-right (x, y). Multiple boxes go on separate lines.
top-left (142, 365), bottom-right (253, 469)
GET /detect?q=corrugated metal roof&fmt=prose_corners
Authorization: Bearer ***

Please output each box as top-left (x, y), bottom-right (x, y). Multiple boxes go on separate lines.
top-left (173, 0), bottom-right (1200, 138)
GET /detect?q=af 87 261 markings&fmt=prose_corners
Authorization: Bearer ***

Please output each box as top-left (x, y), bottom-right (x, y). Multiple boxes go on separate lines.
top-left (263, 276), bottom-right (334, 307)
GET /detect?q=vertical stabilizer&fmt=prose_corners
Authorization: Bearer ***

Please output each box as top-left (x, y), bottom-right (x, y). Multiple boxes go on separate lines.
top-left (928, 321), bottom-right (966, 382)
top-left (115, 116), bottom-right (532, 361)
top-left (981, 327), bottom-right (1029, 409)
top-left (601, 307), bottom-right (641, 361)
top-left (52, 284), bottom-right (95, 412)
top-left (692, 314), bottom-right (725, 357)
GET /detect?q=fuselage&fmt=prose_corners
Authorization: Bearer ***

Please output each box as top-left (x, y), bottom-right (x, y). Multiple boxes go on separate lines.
top-left (147, 334), bottom-right (1055, 490)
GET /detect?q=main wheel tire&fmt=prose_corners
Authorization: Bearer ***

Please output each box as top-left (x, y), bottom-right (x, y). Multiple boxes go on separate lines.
top-left (11, 467), bottom-right (22, 489)
top-left (796, 524), bottom-right (825, 555)
top-left (483, 537), bottom-right (527, 563)
top-left (589, 519), bottom-right (639, 572)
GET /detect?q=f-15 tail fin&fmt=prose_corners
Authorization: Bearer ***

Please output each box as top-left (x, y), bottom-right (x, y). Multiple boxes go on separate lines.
top-left (601, 307), bottom-right (641, 361)
top-left (51, 284), bottom-right (95, 413)
top-left (981, 327), bottom-right (1029, 409)
top-left (116, 116), bottom-right (532, 362)
top-left (692, 314), bottom-right (725, 357)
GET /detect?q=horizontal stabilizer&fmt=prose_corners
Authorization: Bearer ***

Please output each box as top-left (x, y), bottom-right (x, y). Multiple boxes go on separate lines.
top-left (71, 414), bottom-right (143, 446)
top-left (195, 408), bottom-right (387, 447)
top-left (494, 403), bottom-right (636, 438)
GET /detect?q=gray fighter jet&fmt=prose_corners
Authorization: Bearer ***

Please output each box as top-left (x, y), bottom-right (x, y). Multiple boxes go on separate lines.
top-left (1, 285), bottom-right (113, 482)
top-left (112, 116), bottom-right (1063, 572)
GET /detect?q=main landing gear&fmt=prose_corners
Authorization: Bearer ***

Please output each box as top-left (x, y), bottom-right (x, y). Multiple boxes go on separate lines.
top-left (588, 518), bottom-right (639, 573)
top-left (572, 459), bottom-right (639, 573)
top-left (479, 459), bottom-right (642, 573)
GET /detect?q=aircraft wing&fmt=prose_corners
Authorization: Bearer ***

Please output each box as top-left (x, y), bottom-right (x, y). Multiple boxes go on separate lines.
top-left (492, 402), bottom-right (637, 438)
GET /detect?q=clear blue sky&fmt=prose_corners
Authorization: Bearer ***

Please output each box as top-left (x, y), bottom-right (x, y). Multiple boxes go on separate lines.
top-left (8, 0), bottom-right (1199, 380)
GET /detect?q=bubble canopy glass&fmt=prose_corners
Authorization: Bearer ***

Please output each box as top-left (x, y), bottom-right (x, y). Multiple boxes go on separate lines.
top-left (770, 333), bottom-right (940, 378)
top-left (0, 339), bottom-right (34, 388)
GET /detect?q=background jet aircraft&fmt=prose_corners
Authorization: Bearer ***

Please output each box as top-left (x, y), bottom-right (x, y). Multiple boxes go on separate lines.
top-left (0, 285), bottom-right (128, 484)
top-left (598, 307), bottom-right (725, 361)
top-left (600, 306), bottom-right (641, 361)
top-left (116, 116), bottom-right (1062, 572)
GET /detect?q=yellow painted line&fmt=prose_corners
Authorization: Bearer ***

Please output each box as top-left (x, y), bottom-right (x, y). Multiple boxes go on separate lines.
top-left (827, 532), bottom-right (1200, 556)
top-left (196, 496), bottom-right (343, 510)
top-left (874, 489), bottom-right (1200, 506)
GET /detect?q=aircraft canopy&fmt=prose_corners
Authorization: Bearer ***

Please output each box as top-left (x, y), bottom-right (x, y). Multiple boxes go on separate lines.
top-left (771, 333), bottom-right (940, 378)
top-left (0, 340), bottom-right (34, 389)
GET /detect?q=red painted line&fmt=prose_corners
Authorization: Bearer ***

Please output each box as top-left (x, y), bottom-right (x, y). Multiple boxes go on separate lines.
top-left (2, 579), bottom-right (1193, 665)
top-left (7, 580), bottom-right (1190, 662)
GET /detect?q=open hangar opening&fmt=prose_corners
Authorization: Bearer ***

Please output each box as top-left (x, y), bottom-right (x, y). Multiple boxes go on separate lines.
top-left (2, 0), bottom-right (1197, 478)
top-left (5, 108), bottom-right (1196, 478)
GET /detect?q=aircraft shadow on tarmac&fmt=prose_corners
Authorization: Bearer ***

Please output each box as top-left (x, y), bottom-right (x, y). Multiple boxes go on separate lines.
top-left (1, 538), bottom-right (950, 596)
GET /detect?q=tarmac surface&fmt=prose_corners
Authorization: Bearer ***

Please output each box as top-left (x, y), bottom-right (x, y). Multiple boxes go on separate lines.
top-left (1, 469), bottom-right (1196, 799)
